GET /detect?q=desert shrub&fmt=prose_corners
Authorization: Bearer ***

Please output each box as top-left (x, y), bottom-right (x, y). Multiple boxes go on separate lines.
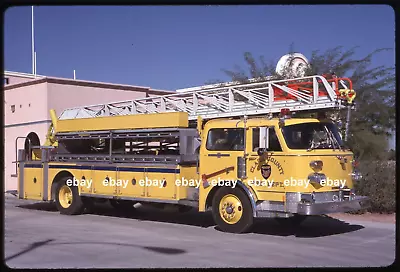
top-left (353, 160), bottom-right (396, 213)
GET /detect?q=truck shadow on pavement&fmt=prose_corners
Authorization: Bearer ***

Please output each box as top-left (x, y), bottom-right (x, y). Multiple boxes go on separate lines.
top-left (16, 202), bottom-right (364, 238)
top-left (5, 238), bottom-right (186, 264)
top-left (250, 216), bottom-right (364, 237)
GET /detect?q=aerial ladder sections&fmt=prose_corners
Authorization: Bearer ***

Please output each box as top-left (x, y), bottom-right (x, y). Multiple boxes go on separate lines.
top-left (17, 73), bottom-right (357, 173)
top-left (57, 75), bottom-right (356, 123)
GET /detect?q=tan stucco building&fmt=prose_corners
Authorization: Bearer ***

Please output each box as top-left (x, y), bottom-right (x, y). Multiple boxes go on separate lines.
top-left (4, 71), bottom-right (173, 191)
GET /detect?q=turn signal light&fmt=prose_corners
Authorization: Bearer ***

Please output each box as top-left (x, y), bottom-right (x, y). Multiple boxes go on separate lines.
top-left (309, 160), bottom-right (323, 172)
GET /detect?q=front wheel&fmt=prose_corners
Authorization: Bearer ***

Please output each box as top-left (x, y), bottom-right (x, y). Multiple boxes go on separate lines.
top-left (212, 187), bottom-right (254, 233)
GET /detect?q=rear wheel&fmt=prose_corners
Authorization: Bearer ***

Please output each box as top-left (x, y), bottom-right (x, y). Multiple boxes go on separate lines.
top-left (55, 177), bottom-right (84, 215)
top-left (212, 187), bottom-right (254, 233)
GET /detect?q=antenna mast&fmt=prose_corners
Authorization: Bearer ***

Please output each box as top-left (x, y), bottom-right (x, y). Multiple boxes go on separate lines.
top-left (31, 6), bottom-right (35, 75)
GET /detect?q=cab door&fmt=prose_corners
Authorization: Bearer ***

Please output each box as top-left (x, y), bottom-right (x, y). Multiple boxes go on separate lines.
top-left (247, 126), bottom-right (287, 202)
top-left (200, 127), bottom-right (245, 187)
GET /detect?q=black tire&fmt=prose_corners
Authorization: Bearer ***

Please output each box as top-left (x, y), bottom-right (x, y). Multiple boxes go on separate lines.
top-left (212, 187), bottom-right (254, 233)
top-left (54, 177), bottom-right (84, 215)
top-left (109, 199), bottom-right (136, 210)
top-left (275, 214), bottom-right (307, 227)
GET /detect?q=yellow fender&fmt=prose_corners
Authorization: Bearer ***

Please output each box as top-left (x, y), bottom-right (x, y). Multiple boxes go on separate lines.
top-left (339, 89), bottom-right (356, 104)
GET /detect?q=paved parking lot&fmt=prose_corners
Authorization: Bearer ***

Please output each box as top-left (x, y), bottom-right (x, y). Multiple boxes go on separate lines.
top-left (4, 195), bottom-right (395, 268)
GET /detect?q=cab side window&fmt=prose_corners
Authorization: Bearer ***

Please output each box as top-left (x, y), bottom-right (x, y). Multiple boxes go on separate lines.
top-left (206, 128), bottom-right (244, 151)
top-left (252, 127), bottom-right (282, 152)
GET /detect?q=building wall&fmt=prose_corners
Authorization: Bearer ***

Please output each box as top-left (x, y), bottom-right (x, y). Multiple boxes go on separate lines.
top-left (46, 82), bottom-right (147, 118)
top-left (4, 79), bottom-right (168, 191)
top-left (4, 82), bottom-right (49, 191)
top-left (5, 82), bottom-right (49, 126)
top-left (4, 74), bottom-right (40, 86)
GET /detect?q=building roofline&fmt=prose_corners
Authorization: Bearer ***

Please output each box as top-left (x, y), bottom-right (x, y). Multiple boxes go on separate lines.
top-left (3, 70), bottom-right (174, 95)
top-left (4, 70), bottom-right (45, 79)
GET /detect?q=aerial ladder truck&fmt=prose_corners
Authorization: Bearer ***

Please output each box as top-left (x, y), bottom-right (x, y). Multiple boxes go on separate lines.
top-left (14, 72), bottom-right (368, 233)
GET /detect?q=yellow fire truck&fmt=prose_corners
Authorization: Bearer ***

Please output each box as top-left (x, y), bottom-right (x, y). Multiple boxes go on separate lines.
top-left (14, 74), bottom-right (368, 233)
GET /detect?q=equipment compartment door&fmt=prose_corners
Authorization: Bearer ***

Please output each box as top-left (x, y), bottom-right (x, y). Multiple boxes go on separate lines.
top-left (145, 169), bottom-right (177, 200)
top-left (117, 167), bottom-right (146, 198)
top-left (23, 165), bottom-right (43, 200)
top-left (92, 168), bottom-right (118, 196)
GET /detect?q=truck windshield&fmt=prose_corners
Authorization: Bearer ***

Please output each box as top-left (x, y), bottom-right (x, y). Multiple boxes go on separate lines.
top-left (281, 122), bottom-right (344, 150)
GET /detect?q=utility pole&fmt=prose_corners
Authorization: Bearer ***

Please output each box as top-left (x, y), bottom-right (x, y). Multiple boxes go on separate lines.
top-left (31, 6), bottom-right (35, 75)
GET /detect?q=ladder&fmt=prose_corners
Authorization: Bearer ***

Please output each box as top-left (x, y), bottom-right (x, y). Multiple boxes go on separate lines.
top-left (58, 75), bottom-right (353, 121)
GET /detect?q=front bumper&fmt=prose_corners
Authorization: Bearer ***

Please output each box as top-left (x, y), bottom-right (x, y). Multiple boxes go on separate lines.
top-left (296, 195), bottom-right (369, 215)
top-left (255, 192), bottom-right (370, 218)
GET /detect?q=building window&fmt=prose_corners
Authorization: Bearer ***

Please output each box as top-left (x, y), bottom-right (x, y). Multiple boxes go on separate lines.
top-left (11, 105), bottom-right (15, 113)
top-left (4, 77), bottom-right (9, 85)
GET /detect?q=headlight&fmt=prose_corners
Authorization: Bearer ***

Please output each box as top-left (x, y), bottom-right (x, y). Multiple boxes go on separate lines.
top-left (308, 173), bottom-right (327, 185)
top-left (309, 160), bottom-right (323, 172)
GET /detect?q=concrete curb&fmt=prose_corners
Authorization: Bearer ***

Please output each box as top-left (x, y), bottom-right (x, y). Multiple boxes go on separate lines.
top-left (4, 191), bottom-right (18, 198)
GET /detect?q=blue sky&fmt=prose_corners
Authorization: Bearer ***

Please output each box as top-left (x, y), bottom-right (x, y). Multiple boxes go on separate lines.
top-left (4, 5), bottom-right (395, 147)
top-left (5, 5), bottom-right (394, 90)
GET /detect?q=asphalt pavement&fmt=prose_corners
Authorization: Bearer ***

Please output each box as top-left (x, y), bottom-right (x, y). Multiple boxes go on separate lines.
top-left (4, 194), bottom-right (396, 268)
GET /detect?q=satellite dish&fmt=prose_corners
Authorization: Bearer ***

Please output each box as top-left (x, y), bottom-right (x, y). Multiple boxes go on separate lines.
top-left (275, 53), bottom-right (309, 78)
